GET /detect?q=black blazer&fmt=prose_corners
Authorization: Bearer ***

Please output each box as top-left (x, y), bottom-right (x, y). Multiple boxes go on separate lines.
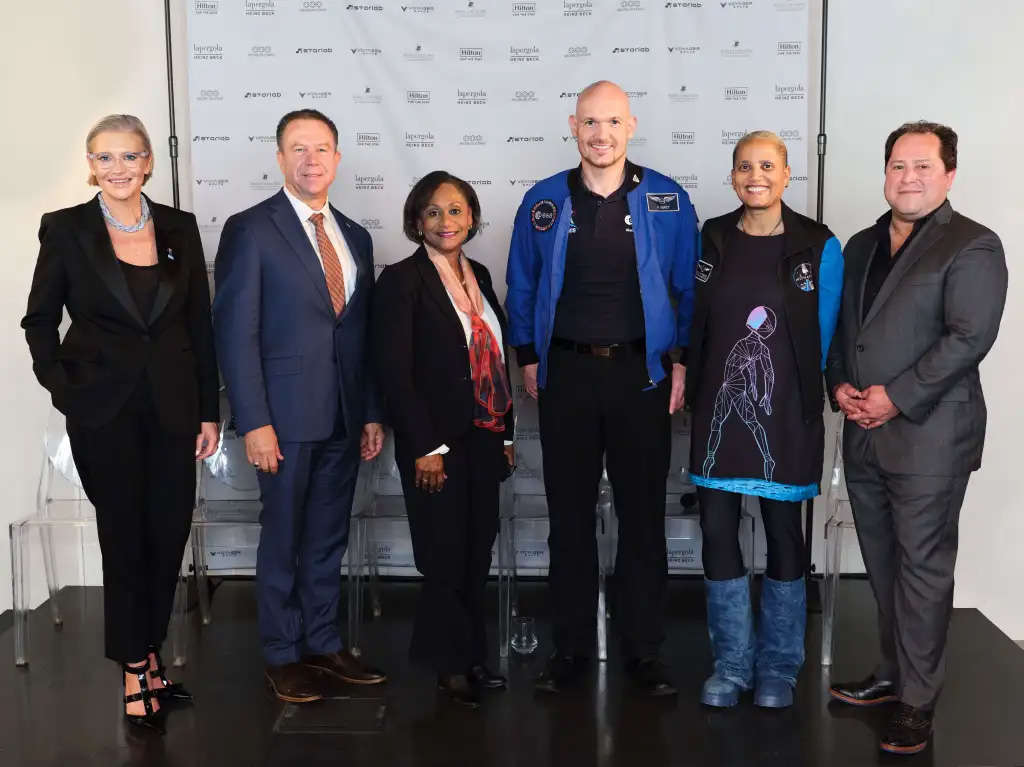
top-left (22, 194), bottom-right (219, 433)
top-left (372, 247), bottom-right (513, 461)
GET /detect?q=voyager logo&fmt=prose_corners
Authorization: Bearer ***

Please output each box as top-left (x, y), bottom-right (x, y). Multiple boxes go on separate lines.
top-left (667, 44), bottom-right (700, 54)
top-left (406, 90), bottom-right (431, 103)
top-left (244, 91), bottom-right (282, 99)
top-left (350, 48), bottom-right (382, 56)
top-left (404, 132), bottom-right (436, 148)
top-left (296, 47), bottom-right (333, 55)
top-left (777, 40), bottom-right (802, 55)
top-left (244, 0), bottom-right (275, 15)
top-left (509, 45), bottom-right (540, 62)
top-left (719, 0), bottom-right (752, 8)
top-left (193, 44), bottom-right (223, 61)
top-left (774, 83), bottom-right (806, 101)
top-left (507, 136), bottom-right (544, 143)
top-left (612, 46), bottom-right (651, 54)
top-left (299, 90), bottom-right (331, 100)
top-left (456, 89), bottom-right (487, 105)
top-left (354, 174), bottom-right (384, 190)
top-left (508, 178), bottom-right (541, 187)
top-left (193, 0), bottom-right (218, 14)
top-left (401, 5), bottom-right (436, 12)
top-left (564, 0), bottom-right (593, 15)
top-left (512, 2), bottom-right (536, 16)
top-left (248, 135), bottom-right (276, 144)
top-left (458, 47), bottom-right (484, 62)
top-left (193, 136), bottom-right (230, 142)
top-left (195, 178), bottom-right (229, 187)
top-left (356, 132), bottom-right (381, 146)
top-left (721, 129), bottom-right (749, 145)
top-left (671, 131), bottom-right (696, 145)
top-left (723, 86), bottom-right (749, 101)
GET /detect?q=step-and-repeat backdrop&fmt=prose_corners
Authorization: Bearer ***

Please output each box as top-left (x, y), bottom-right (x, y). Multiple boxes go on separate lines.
top-left (187, 0), bottom-right (810, 282)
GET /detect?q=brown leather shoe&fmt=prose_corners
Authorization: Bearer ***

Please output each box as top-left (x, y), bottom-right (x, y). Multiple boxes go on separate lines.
top-left (265, 663), bottom-right (324, 703)
top-left (302, 650), bottom-right (387, 685)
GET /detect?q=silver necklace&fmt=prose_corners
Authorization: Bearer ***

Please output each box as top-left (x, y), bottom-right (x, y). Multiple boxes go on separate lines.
top-left (98, 193), bottom-right (150, 233)
top-left (739, 214), bottom-right (783, 236)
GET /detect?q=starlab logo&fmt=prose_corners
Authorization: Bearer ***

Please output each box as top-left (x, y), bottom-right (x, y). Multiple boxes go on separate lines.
top-left (193, 135), bottom-right (231, 142)
top-left (193, 44), bottom-right (223, 61)
top-left (512, 90), bottom-right (539, 103)
top-left (721, 129), bottom-right (748, 145)
top-left (723, 86), bottom-right (749, 102)
top-left (296, 47), bottom-right (333, 55)
top-left (459, 47), bottom-right (484, 62)
top-left (456, 89), bottom-right (488, 105)
top-left (774, 83), bottom-right (806, 101)
top-left (350, 47), bottom-right (382, 56)
top-left (667, 44), bottom-right (701, 54)
top-left (671, 131), bottom-right (696, 145)
top-left (300, 0), bottom-right (328, 12)
top-left (507, 136), bottom-right (544, 143)
top-left (559, 90), bottom-right (580, 99)
top-left (244, 0), bottom-right (276, 16)
top-left (360, 218), bottom-right (384, 231)
top-left (356, 132), bottom-right (381, 146)
top-left (345, 3), bottom-right (383, 10)
top-left (401, 4), bottom-right (436, 12)
top-left (193, 0), bottom-right (218, 14)
top-left (354, 174), bottom-right (385, 190)
top-left (721, 40), bottom-right (752, 58)
top-left (777, 40), bottom-right (802, 55)
top-left (669, 85), bottom-right (699, 103)
top-left (564, 45), bottom-right (591, 58)
top-left (564, 1), bottom-right (593, 16)
top-left (298, 90), bottom-right (331, 100)
top-left (248, 45), bottom-right (274, 58)
top-left (244, 91), bottom-right (282, 99)
top-left (353, 87), bottom-right (383, 104)
top-left (512, 2), bottom-right (536, 16)
top-left (197, 89), bottom-right (223, 101)
top-left (460, 134), bottom-right (487, 146)
top-left (612, 46), bottom-right (651, 54)
top-left (665, 1), bottom-right (702, 6)
top-left (406, 90), bottom-right (431, 103)
top-left (455, 1), bottom-right (486, 18)
top-left (404, 44), bottom-right (435, 62)
top-left (509, 45), bottom-right (540, 63)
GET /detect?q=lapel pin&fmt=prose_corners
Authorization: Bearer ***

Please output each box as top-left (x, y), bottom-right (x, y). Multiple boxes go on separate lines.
top-left (166, 248), bottom-right (175, 261)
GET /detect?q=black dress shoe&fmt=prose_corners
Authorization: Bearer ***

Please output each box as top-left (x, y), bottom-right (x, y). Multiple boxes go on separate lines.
top-left (534, 653), bottom-right (588, 694)
top-left (829, 674), bottom-right (897, 706)
top-left (626, 657), bottom-right (678, 697)
top-left (438, 674), bottom-right (481, 709)
top-left (880, 703), bottom-right (933, 755)
top-left (468, 664), bottom-right (507, 689)
top-left (302, 650), bottom-right (387, 685)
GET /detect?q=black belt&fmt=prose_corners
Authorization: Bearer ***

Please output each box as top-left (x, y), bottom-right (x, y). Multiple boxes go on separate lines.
top-left (551, 337), bottom-right (644, 359)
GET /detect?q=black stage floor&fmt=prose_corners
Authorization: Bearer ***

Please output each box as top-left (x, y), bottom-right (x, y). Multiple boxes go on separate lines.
top-left (1, 578), bottom-right (1022, 767)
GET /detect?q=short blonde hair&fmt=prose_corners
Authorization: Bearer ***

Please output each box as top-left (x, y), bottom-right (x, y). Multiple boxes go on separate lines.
top-left (86, 114), bottom-right (154, 186)
top-left (732, 130), bottom-right (788, 167)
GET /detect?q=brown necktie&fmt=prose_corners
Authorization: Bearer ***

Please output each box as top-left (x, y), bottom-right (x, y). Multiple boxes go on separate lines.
top-left (309, 212), bottom-right (346, 315)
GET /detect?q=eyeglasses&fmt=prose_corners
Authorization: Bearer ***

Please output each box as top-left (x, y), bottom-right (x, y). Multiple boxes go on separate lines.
top-left (86, 151), bottom-right (150, 169)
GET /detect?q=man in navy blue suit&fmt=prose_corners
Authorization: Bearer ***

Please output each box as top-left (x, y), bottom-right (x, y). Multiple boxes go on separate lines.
top-left (213, 109), bottom-right (386, 702)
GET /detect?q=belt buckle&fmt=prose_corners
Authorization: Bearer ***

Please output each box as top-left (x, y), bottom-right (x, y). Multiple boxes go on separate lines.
top-left (593, 345), bottom-right (612, 358)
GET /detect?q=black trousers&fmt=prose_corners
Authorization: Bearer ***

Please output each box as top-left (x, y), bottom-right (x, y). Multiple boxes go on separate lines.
top-left (66, 380), bottom-right (196, 663)
top-left (697, 487), bottom-right (805, 582)
top-left (539, 345), bottom-right (671, 659)
top-left (398, 427), bottom-right (503, 674)
top-left (845, 438), bottom-right (969, 710)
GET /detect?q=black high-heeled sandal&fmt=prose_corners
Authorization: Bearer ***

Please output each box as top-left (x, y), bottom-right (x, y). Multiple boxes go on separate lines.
top-left (123, 662), bottom-right (165, 733)
top-left (147, 646), bottom-right (194, 704)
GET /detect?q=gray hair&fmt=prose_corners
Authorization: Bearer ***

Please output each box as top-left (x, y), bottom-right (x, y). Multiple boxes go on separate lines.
top-left (85, 114), bottom-right (154, 186)
top-left (732, 130), bottom-right (788, 167)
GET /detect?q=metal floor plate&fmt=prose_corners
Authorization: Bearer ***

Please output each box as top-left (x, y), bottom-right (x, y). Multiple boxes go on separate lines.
top-left (273, 696), bottom-right (387, 735)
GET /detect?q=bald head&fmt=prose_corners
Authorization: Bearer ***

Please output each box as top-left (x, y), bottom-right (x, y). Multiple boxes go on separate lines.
top-left (570, 80), bottom-right (636, 173)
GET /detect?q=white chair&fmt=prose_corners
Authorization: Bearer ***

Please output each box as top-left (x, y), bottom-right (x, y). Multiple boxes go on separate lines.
top-left (821, 421), bottom-right (855, 667)
top-left (10, 407), bottom-right (191, 666)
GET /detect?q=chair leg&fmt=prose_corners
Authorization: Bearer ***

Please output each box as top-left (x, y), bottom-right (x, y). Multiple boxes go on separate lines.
top-left (347, 518), bottom-right (364, 657)
top-left (368, 528), bottom-right (381, 619)
top-left (11, 522), bottom-right (29, 666)
top-left (39, 525), bottom-right (62, 628)
top-left (168, 564), bottom-right (190, 668)
top-left (821, 517), bottom-right (845, 667)
top-left (497, 516), bottom-right (512, 659)
top-left (191, 525), bottom-right (212, 626)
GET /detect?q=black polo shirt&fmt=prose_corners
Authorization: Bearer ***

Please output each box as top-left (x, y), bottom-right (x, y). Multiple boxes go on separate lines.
top-left (863, 206), bottom-right (940, 321)
top-left (551, 161), bottom-right (646, 344)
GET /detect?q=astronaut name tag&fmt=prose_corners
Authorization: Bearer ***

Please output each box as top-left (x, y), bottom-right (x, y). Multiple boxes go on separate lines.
top-left (646, 192), bottom-right (679, 212)
top-left (696, 259), bottom-right (714, 283)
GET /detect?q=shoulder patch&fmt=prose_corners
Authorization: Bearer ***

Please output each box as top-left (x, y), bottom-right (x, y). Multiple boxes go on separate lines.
top-left (530, 199), bottom-right (558, 232)
top-left (646, 192), bottom-right (679, 212)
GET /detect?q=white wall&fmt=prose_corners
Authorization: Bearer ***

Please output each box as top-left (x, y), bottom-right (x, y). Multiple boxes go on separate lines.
top-left (823, 0), bottom-right (1024, 638)
top-left (1, 0), bottom-right (1020, 640)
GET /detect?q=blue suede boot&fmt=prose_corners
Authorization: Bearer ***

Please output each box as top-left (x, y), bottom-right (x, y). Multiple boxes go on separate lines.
top-left (701, 576), bottom-right (755, 707)
top-left (754, 576), bottom-right (806, 708)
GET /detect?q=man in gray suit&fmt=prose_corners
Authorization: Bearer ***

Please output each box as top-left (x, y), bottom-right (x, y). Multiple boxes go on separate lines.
top-left (825, 121), bottom-right (1007, 756)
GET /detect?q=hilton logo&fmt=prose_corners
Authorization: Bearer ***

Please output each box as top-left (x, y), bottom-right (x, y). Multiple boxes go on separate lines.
top-left (354, 174), bottom-right (385, 190)
top-left (774, 83), bottom-right (806, 101)
top-left (192, 44), bottom-right (223, 61)
top-left (512, 2), bottom-right (536, 16)
top-left (564, 45), bottom-right (591, 58)
top-left (193, 135), bottom-right (230, 142)
top-left (406, 90), bottom-right (431, 104)
top-left (721, 129), bottom-right (748, 145)
top-left (669, 85), bottom-right (699, 103)
top-left (296, 47), bottom-right (333, 55)
top-left (723, 86), bottom-right (749, 101)
top-left (509, 45), bottom-right (540, 63)
top-left (671, 131), bottom-right (696, 145)
top-left (244, 91), bottom-right (282, 99)
top-left (458, 47), bottom-right (484, 62)
top-left (350, 48), bottom-right (382, 56)
top-left (564, 0), bottom-right (593, 15)
top-left (777, 40), bottom-right (802, 55)
top-left (244, 0), bottom-right (276, 16)
top-left (248, 45), bottom-right (274, 58)
top-left (193, 0), bottom-right (218, 14)
top-left (507, 136), bottom-right (544, 143)
top-left (456, 89), bottom-right (487, 105)
top-left (404, 131), bottom-right (436, 148)
top-left (355, 132), bottom-right (381, 146)
top-left (667, 44), bottom-right (701, 54)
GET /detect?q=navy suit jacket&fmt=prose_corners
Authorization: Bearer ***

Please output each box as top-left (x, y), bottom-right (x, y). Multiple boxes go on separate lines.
top-left (212, 189), bottom-right (381, 442)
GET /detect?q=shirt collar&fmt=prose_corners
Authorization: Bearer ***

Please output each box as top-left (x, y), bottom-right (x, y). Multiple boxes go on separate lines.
top-left (282, 184), bottom-right (331, 224)
top-left (568, 160), bottom-right (643, 201)
top-left (874, 202), bottom-right (941, 251)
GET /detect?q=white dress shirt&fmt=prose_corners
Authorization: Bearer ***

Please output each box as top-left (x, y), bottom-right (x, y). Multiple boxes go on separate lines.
top-left (282, 185), bottom-right (357, 304)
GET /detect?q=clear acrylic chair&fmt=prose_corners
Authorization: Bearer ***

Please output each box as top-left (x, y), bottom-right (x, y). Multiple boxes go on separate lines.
top-left (821, 420), bottom-right (854, 667)
top-left (499, 393), bottom-right (613, 661)
top-left (10, 407), bottom-right (191, 666)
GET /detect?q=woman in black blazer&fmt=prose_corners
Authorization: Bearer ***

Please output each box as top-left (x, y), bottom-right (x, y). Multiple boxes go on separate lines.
top-left (372, 171), bottom-right (514, 709)
top-left (21, 115), bottom-right (219, 731)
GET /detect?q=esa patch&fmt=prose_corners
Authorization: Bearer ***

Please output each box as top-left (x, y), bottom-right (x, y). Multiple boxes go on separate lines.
top-left (530, 199), bottom-right (557, 232)
top-left (695, 259), bottom-right (714, 283)
top-left (646, 192), bottom-right (679, 212)
top-left (792, 261), bottom-right (815, 292)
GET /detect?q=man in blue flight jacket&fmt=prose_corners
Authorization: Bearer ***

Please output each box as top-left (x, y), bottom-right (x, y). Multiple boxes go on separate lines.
top-left (506, 81), bottom-right (697, 695)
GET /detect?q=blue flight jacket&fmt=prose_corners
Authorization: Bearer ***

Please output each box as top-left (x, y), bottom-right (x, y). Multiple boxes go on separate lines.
top-left (505, 166), bottom-right (699, 388)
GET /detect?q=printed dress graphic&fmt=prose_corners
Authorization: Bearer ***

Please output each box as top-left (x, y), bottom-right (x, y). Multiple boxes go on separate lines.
top-left (702, 306), bottom-right (777, 481)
